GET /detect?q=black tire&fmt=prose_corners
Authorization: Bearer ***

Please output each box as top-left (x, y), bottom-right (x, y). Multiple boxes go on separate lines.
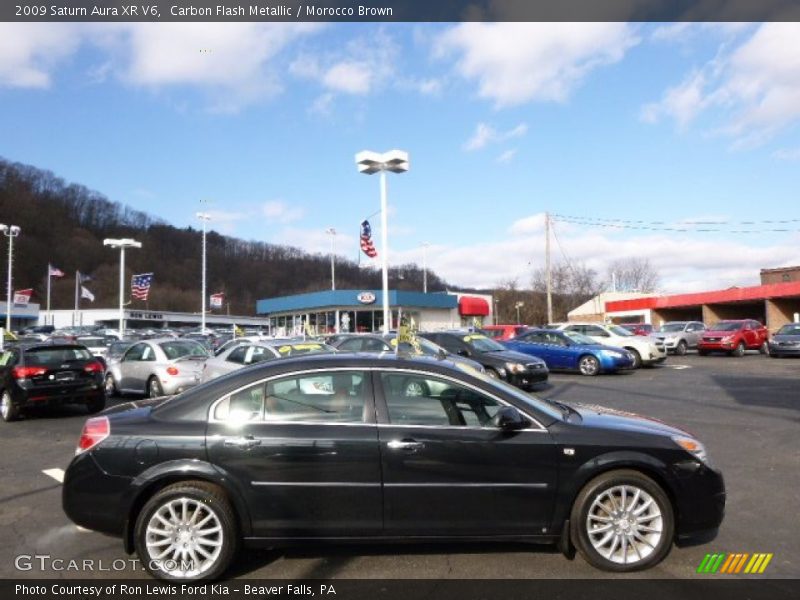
top-left (148, 376), bottom-right (164, 398)
top-left (0, 390), bottom-right (20, 422)
top-left (625, 348), bottom-right (642, 369)
top-left (578, 354), bottom-right (601, 376)
top-left (698, 349), bottom-right (709, 356)
top-left (134, 481), bottom-right (238, 582)
top-left (86, 395), bottom-right (106, 414)
top-left (104, 373), bottom-right (118, 397)
top-left (570, 469), bottom-right (674, 572)
top-left (732, 342), bottom-right (745, 357)
top-left (675, 340), bottom-right (687, 356)
top-left (759, 341), bottom-right (769, 355)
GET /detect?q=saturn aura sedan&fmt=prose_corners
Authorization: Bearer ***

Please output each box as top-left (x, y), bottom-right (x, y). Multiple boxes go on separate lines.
top-left (63, 353), bottom-right (724, 581)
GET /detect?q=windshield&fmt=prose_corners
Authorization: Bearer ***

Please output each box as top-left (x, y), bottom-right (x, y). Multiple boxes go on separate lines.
top-left (563, 331), bottom-right (598, 345)
top-left (711, 321), bottom-right (744, 332)
top-left (659, 323), bottom-right (687, 333)
top-left (462, 334), bottom-right (506, 352)
top-left (159, 341), bottom-right (209, 359)
top-left (777, 324), bottom-right (800, 335)
top-left (453, 362), bottom-right (563, 421)
top-left (608, 325), bottom-right (634, 337)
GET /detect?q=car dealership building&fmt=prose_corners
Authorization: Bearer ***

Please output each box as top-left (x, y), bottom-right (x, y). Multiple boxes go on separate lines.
top-left (576, 266), bottom-right (800, 332)
top-left (256, 289), bottom-right (495, 335)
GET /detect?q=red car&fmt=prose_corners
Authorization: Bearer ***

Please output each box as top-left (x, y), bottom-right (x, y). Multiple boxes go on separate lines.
top-left (481, 324), bottom-right (531, 341)
top-left (620, 323), bottom-right (654, 336)
top-left (697, 319), bottom-right (769, 356)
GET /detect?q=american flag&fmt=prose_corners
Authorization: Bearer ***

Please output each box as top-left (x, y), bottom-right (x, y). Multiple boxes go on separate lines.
top-left (360, 220), bottom-right (378, 258)
top-left (131, 273), bottom-right (154, 301)
top-left (48, 264), bottom-right (65, 278)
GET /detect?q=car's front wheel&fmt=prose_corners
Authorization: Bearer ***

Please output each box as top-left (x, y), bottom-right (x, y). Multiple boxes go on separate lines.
top-left (675, 340), bottom-right (687, 356)
top-left (578, 355), bottom-right (600, 376)
top-left (104, 374), bottom-right (118, 397)
top-left (134, 481), bottom-right (238, 581)
top-left (571, 469), bottom-right (674, 572)
top-left (732, 342), bottom-right (745, 357)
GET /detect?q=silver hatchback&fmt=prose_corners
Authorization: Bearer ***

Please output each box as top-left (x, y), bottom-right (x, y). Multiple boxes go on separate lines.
top-left (105, 338), bottom-right (209, 397)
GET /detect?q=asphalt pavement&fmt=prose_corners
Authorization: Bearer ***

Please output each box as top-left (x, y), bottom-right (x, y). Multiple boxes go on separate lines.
top-left (1, 352), bottom-right (797, 580)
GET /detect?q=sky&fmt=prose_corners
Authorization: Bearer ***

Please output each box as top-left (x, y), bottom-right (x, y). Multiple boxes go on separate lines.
top-left (1, 21), bottom-right (799, 294)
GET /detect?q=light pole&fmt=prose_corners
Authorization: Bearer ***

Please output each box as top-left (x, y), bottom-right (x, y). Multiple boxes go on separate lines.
top-left (197, 212), bottom-right (211, 333)
top-left (103, 238), bottom-right (141, 338)
top-left (0, 224), bottom-right (21, 333)
top-left (325, 227), bottom-right (336, 290)
top-left (355, 149), bottom-right (409, 334)
top-left (421, 241), bottom-right (430, 294)
top-left (515, 301), bottom-right (524, 325)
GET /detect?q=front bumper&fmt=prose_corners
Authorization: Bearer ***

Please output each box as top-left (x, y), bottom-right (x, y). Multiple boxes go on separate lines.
top-left (768, 342), bottom-right (800, 356)
top-left (506, 366), bottom-right (549, 389)
top-left (671, 461), bottom-right (726, 541)
top-left (698, 340), bottom-right (737, 352)
top-left (598, 353), bottom-right (636, 371)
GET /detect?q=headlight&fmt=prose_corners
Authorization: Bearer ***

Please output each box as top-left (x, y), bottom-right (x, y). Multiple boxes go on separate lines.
top-left (672, 436), bottom-right (710, 465)
top-left (505, 362), bottom-right (526, 374)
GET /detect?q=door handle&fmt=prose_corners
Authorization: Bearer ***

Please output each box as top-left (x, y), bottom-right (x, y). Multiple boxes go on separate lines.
top-left (224, 436), bottom-right (261, 450)
top-left (387, 439), bottom-right (425, 451)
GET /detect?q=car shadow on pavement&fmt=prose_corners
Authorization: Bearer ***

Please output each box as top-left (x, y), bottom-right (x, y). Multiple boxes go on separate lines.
top-left (227, 542), bottom-right (562, 579)
top-left (710, 375), bottom-right (800, 413)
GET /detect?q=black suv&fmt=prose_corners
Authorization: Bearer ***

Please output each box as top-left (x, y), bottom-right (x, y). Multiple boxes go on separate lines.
top-left (0, 343), bottom-right (106, 421)
top-left (420, 331), bottom-right (548, 389)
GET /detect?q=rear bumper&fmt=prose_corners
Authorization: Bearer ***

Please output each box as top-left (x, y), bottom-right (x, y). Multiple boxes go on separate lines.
top-left (62, 451), bottom-right (131, 536)
top-left (11, 384), bottom-right (104, 407)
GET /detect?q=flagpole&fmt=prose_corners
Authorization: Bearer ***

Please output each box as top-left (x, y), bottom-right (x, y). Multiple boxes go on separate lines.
top-left (46, 264), bottom-right (51, 326)
top-left (74, 271), bottom-right (80, 328)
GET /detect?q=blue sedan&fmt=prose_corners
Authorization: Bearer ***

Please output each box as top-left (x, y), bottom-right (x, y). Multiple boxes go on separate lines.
top-left (503, 329), bottom-right (635, 376)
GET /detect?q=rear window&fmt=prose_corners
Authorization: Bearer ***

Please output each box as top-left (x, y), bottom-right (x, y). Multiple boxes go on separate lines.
top-left (25, 347), bottom-right (93, 365)
top-left (159, 341), bottom-right (209, 359)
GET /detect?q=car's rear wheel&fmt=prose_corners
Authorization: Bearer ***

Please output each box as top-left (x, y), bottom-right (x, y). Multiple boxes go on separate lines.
top-left (675, 340), bottom-right (687, 356)
top-left (86, 395), bottom-right (106, 414)
top-left (148, 376), bottom-right (164, 398)
top-left (0, 390), bottom-right (20, 422)
top-left (134, 481), bottom-right (238, 582)
top-left (625, 348), bottom-right (642, 369)
top-left (578, 355), bottom-right (600, 376)
top-left (698, 349), bottom-right (708, 356)
top-left (571, 469), bottom-right (674, 572)
top-left (759, 341), bottom-right (769, 355)
top-left (732, 342), bottom-right (745, 357)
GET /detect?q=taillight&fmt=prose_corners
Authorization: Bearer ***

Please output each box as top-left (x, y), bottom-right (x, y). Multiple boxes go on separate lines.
top-left (11, 366), bottom-right (47, 379)
top-left (166, 366), bottom-right (179, 376)
top-left (77, 416), bottom-right (109, 454)
top-left (83, 361), bottom-right (104, 373)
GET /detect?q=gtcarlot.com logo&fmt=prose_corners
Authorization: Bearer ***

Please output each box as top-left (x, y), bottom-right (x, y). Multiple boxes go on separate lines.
top-left (697, 552), bottom-right (774, 574)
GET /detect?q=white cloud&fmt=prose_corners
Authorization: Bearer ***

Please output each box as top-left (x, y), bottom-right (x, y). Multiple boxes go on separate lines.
top-left (262, 200), bottom-right (305, 224)
top-left (496, 149), bottom-right (517, 164)
top-left (772, 147), bottom-right (800, 161)
top-left (0, 23), bottom-right (82, 88)
top-left (643, 23), bottom-right (800, 148)
top-left (463, 122), bottom-right (527, 151)
top-left (435, 23), bottom-right (639, 107)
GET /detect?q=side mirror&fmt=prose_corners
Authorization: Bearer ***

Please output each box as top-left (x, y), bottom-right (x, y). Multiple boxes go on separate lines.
top-left (457, 349), bottom-right (470, 357)
top-left (490, 406), bottom-right (529, 431)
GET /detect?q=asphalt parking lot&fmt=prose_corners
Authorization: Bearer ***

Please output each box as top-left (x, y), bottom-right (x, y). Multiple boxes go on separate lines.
top-left (0, 352), bottom-right (797, 580)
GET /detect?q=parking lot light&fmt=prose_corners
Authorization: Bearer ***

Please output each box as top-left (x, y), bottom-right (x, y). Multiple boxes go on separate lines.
top-left (0, 224), bottom-right (21, 333)
top-left (103, 238), bottom-right (141, 338)
top-left (197, 212), bottom-right (211, 334)
top-left (326, 227), bottom-right (336, 291)
top-left (355, 150), bottom-right (409, 334)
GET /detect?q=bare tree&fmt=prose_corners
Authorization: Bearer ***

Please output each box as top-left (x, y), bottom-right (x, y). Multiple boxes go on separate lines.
top-left (607, 258), bottom-right (660, 293)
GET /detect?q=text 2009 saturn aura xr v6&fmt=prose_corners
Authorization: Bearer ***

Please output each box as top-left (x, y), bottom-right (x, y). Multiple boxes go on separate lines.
top-left (63, 353), bottom-right (725, 581)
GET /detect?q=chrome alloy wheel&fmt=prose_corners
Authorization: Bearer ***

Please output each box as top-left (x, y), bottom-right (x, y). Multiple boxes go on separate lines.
top-left (0, 393), bottom-right (9, 420)
top-left (145, 497), bottom-right (223, 578)
top-left (586, 485), bottom-right (663, 565)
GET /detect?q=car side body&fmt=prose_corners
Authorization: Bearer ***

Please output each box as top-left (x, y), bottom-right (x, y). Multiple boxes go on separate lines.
top-left (552, 322), bottom-right (667, 368)
top-left (651, 321), bottom-right (706, 355)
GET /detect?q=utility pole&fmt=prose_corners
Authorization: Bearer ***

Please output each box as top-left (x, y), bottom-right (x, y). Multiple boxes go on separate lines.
top-left (422, 241), bottom-right (430, 293)
top-left (545, 212), bottom-right (553, 324)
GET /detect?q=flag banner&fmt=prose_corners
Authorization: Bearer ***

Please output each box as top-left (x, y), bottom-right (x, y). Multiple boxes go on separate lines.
top-left (78, 271), bottom-right (92, 283)
top-left (49, 264), bottom-right (65, 277)
top-left (210, 293), bottom-right (224, 309)
top-left (80, 286), bottom-right (95, 302)
top-left (360, 220), bottom-right (378, 258)
top-left (13, 289), bottom-right (33, 305)
top-left (131, 273), bottom-right (154, 301)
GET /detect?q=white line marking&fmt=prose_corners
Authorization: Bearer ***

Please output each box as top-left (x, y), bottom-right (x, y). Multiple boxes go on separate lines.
top-left (664, 364), bottom-right (692, 370)
top-left (42, 468), bottom-right (65, 483)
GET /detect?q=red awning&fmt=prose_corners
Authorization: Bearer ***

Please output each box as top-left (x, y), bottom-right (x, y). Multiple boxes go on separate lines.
top-left (459, 296), bottom-right (490, 316)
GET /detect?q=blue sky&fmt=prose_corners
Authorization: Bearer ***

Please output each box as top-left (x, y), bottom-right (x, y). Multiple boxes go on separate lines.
top-left (1, 22), bottom-right (799, 292)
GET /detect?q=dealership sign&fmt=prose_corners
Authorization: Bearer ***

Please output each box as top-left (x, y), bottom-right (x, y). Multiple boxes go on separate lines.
top-left (357, 291), bottom-right (376, 305)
